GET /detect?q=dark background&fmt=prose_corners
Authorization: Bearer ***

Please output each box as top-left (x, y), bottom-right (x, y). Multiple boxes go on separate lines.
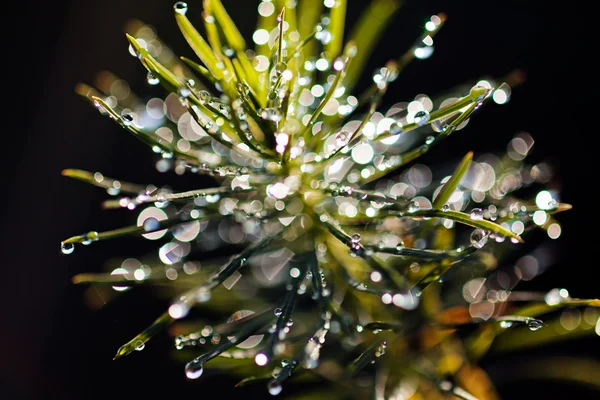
top-left (2, 0), bottom-right (595, 399)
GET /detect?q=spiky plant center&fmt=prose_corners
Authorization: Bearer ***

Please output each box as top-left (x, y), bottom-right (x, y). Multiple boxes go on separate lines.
top-left (59, 2), bottom-right (592, 398)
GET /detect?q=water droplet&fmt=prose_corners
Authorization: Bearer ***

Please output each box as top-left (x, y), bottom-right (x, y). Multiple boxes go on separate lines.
top-left (470, 229), bottom-right (488, 249)
top-left (499, 321), bottom-right (513, 329)
top-left (275, 61), bottom-right (287, 74)
top-left (527, 319), bottom-right (544, 331)
top-left (135, 341), bottom-right (145, 351)
top-left (128, 44), bottom-right (139, 59)
top-left (122, 114), bottom-right (134, 126)
top-left (198, 90), bottom-right (210, 104)
top-left (147, 71), bottom-right (160, 85)
top-left (174, 1), bottom-right (188, 15)
top-left (268, 381), bottom-right (283, 396)
top-left (179, 86), bottom-right (191, 98)
top-left (351, 233), bottom-right (361, 243)
top-left (389, 122), bottom-right (403, 135)
top-left (274, 308), bottom-right (282, 317)
top-left (375, 341), bottom-right (387, 357)
top-left (425, 135), bottom-right (435, 144)
top-left (259, 108), bottom-right (283, 122)
top-left (335, 130), bottom-right (349, 146)
top-left (61, 242), bottom-right (74, 255)
top-left (286, 319), bottom-right (294, 327)
top-left (494, 234), bottom-right (506, 243)
top-left (432, 120), bottom-right (449, 133)
top-left (143, 217), bottom-right (160, 232)
top-left (185, 361), bottom-right (204, 379)
top-left (441, 204), bottom-right (450, 212)
top-left (408, 200), bottom-right (420, 213)
top-left (470, 208), bottom-right (484, 221)
top-left (395, 241), bottom-right (405, 252)
top-left (414, 110), bottom-right (430, 126)
top-left (175, 335), bottom-right (184, 350)
top-left (81, 231), bottom-right (99, 245)
top-left (469, 85), bottom-right (488, 102)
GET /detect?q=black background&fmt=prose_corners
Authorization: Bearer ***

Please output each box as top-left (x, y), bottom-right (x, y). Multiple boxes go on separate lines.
top-left (1, 0), bottom-right (596, 399)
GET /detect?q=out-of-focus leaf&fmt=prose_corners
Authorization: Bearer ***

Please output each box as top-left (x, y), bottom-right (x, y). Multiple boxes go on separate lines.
top-left (113, 312), bottom-right (174, 360)
top-left (205, 0), bottom-right (246, 51)
top-left (434, 152), bottom-right (473, 209)
top-left (61, 169), bottom-right (146, 194)
top-left (390, 208), bottom-right (523, 243)
top-left (174, 13), bottom-right (224, 80)
top-left (324, 0), bottom-right (347, 61)
top-left (343, 0), bottom-right (401, 92)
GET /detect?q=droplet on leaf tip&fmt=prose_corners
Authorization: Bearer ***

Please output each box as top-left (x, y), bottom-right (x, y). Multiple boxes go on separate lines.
top-left (61, 242), bottom-right (75, 255)
top-left (174, 1), bottom-right (188, 15)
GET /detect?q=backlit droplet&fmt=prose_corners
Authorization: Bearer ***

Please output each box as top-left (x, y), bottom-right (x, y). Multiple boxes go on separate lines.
top-left (147, 71), bottom-right (160, 85)
top-left (527, 319), bottom-right (544, 331)
top-left (470, 229), bottom-right (488, 249)
top-left (143, 217), bottom-right (160, 232)
top-left (135, 341), bottom-right (145, 351)
top-left (122, 114), bottom-right (134, 126)
top-left (494, 234), bottom-right (505, 243)
top-left (470, 208), bottom-right (484, 221)
top-left (414, 110), bottom-right (430, 126)
top-left (275, 61), bottom-right (287, 74)
top-left (469, 85), bottom-right (488, 102)
top-left (185, 361), bottom-right (204, 379)
top-left (61, 242), bottom-right (75, 255)
top-left (175, 335), bottom-right (184, 350)
top-left (408, 200), bottom-right (420, 213)
top-left (81, 231), bottom-right (96, 246)
top-left (268, 381), bottom-right (283, 396)
top-left (441, 204), bottom-right (450, 212)
top-left (389, 122), bottom-right (403, 135)
top-left (259, 108), bottom-right (283, 122)
top-left (198, 90), bottom-right (210, 104)
top-left (351, 233), bottom-right (361, 243)
top-left (432, 120), bottom-right (449, 133)
top-left (179, 86), bottom-right (191, 98)
top-left (274, 308), bottom-right (282, 316)
top-left (335, 130), bottom-right (349, 146)
top-left (174, 1), bottom-right (188, 15)
top-left (500, 321), bottom-right (513, 329)
top-left (395, 241), bottom-right (405, 252)
top-left (168, 303), bottom-right (190, 319)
